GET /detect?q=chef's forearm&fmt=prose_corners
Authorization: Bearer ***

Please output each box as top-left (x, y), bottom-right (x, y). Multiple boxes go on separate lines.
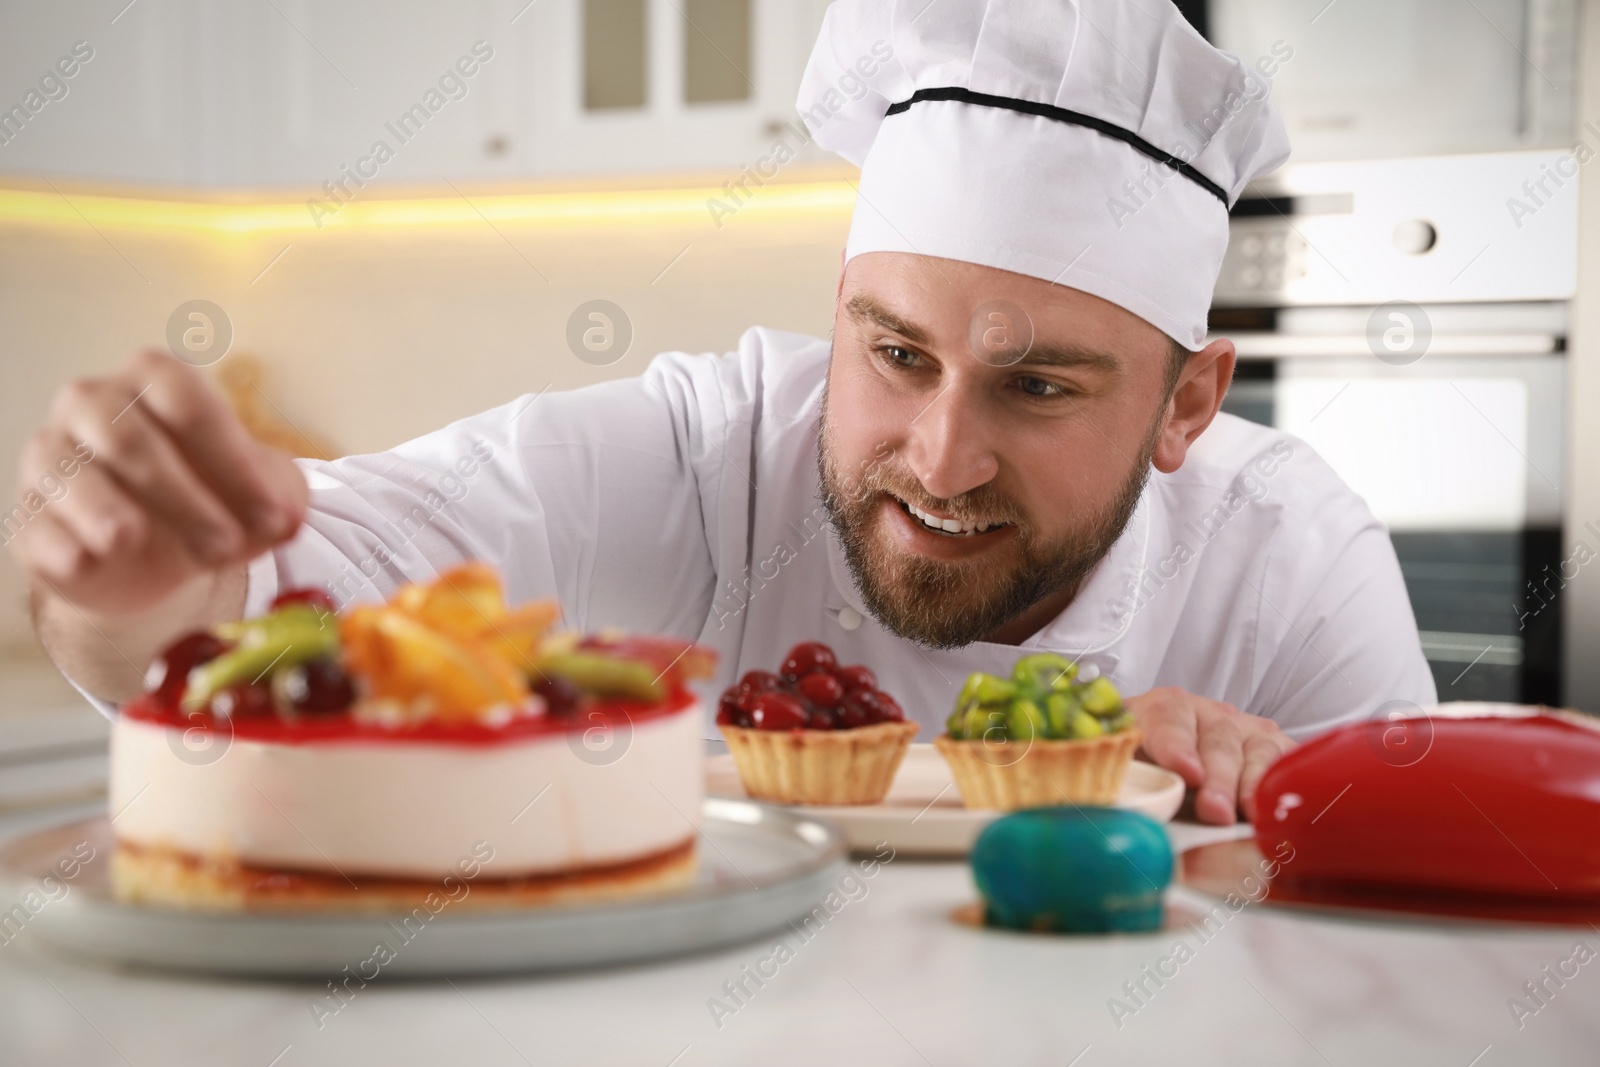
top-left (31, 564), bottom-right (248, 705)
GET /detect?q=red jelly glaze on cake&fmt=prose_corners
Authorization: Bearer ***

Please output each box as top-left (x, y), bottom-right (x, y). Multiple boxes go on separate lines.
top-left (122, 686), bottom-right (697, 747)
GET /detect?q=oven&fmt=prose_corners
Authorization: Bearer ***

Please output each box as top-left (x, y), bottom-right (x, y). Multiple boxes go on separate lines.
top-left (1209, 152), bottom-right (1578, 705)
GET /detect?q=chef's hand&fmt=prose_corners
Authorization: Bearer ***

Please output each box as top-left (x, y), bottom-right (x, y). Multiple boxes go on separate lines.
top-left (1124, 688), bottom-right (1295, 825)
top-left (10, 349), bottom-right (306, 697)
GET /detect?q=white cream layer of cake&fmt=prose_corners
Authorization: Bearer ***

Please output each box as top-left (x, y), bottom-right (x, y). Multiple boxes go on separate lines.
top-left (109, 703), bottom-right (703, 879)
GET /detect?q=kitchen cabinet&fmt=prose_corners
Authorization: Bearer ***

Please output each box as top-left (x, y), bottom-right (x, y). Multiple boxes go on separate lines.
top-left (0, 2), bottom-right (201, 186)
top-left (0, 0), bottom-right (834, 187)
top-left (516, 0), bottom-right (835, 177)
top-left (1209, 0), bottom-right (1581, 163)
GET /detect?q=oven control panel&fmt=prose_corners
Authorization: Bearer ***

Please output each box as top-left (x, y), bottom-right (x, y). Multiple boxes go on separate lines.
top-left (1212, 153), bottom-right (1576, 308)
top-left (1217, 223), bottom-right (1311, 298)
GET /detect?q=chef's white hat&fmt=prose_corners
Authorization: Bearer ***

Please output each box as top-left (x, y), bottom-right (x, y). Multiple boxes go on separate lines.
top-left (797, 0), bottom-right (1291, 350)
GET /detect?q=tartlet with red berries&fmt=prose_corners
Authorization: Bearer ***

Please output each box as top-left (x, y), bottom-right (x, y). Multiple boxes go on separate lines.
top-left (716, 643), bottom-right (919, 806)
top-left (110, 563), bottom-right (714, 913)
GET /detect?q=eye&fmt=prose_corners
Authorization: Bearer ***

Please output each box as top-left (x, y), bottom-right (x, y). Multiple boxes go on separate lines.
top-left (878, 345), bottom-right (923, 369)
top-left (1014, 375), bottom-right (1065, 398)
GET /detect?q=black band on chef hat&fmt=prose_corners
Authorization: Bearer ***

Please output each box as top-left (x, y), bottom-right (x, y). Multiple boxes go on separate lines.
top-left (884, 86), bottom-right (1229, 206)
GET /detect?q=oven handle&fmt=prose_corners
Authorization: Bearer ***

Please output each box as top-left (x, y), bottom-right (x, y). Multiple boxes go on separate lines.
top-left (1222, 333), bottom-right (1561, 359)
top-left (1520, 0), bottom-right (1537, 136)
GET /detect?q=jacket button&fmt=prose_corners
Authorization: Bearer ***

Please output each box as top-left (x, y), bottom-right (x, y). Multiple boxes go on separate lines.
top-left (837, 606), bottom-right (862, 631)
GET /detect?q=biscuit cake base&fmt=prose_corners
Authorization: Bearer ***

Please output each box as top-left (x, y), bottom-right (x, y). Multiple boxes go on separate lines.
top-left (112, 836), bottom-right (698, 913)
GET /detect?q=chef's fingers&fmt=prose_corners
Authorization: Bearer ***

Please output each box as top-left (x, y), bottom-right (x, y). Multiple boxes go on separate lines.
top-left (1194, 711), bottom-right (1247, 825)
top-left (9, 430), bottom-right (95, 577)
top-left (37, 445), bottom-right (148, 561)
top-left (5, 507), bottom-right (91, 588)
top-left (1237, 733), bottom-right (1291, 823)
top-left (114, 350), bottom-right (300, 542)
top-left (1129, 689), bottom-right (1204, 786)
top-left (5, 508), bottom-right (82, 588)
top-left (55, 382), bottom-right (248, 566)
top-left (257, 442), bottom-right (310, 539)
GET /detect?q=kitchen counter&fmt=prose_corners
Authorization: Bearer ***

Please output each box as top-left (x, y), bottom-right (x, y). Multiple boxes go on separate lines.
top-left (2, 745), bottom-right (1599, 1065)
top-left (7, 818), bottom-right (1599, 1066)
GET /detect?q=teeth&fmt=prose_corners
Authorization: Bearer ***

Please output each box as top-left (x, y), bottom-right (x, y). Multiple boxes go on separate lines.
top-left (901, 500), bottom-right (998, 537)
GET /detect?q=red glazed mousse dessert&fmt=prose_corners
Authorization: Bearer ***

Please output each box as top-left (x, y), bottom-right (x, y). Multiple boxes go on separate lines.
top-left (110, 563), bottom-right (714, 912)
top-left (716, 642), bottom-right (919, 805)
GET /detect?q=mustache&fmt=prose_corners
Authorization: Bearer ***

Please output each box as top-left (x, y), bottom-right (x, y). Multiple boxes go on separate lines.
top-left (856, 463), bottom-right (1026, 530)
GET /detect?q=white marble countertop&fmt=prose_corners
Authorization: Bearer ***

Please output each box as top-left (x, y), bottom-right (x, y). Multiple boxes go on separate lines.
top-left (1, 732), bottom-right (1598, 1065)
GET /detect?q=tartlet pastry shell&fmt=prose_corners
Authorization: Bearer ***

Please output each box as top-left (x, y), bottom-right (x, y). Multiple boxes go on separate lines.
top-left (718, 721), bottom-right (920, 806)
top-left (933, 729), bottom-right (1142, 809)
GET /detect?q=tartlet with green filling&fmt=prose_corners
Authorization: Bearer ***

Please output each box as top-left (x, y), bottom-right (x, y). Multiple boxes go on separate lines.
top-left (934, 654), bottom-right (1141, 810)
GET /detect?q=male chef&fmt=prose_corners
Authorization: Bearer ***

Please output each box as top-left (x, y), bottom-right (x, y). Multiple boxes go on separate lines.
top-left (9, 0), bottom-right (1436, 825)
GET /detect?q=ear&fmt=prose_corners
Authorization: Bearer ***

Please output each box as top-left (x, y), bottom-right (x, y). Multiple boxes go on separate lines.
top-left (836, 248), bottom-right (846, 301)
top-left (1152, 337), bottom-right (1236, 474)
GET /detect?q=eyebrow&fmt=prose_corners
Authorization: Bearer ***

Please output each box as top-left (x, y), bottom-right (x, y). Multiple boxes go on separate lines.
top-left (845, 294), bottom-right (933, 346)
top-left (845, 293), bottom-right (1122, 374)
top-left (1010, 345), bottom-right (1122, 374)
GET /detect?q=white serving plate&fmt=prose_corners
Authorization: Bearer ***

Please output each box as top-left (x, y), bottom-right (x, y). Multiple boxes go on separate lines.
top-left (707, 743), bottom-right (1186, 856)
top-left (0, 799), bottom-right (845, 978)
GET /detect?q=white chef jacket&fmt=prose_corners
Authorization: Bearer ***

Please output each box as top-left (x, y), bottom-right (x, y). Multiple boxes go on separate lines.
top-left (206, 327), bottom-right (1434, 740)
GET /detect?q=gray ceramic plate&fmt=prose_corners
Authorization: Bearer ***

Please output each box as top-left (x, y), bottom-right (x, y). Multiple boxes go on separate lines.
top-left (0, 798), bottom-right (847, 977)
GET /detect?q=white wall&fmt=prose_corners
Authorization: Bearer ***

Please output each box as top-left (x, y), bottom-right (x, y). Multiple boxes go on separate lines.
top-left (0, 173), bottom-right (851, 655)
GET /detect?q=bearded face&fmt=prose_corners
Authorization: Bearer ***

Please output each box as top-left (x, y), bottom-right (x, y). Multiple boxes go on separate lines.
top-left (817, 252), bottom-right (1189, 648)
top-left (817, 395), bottom-right (1159, 648)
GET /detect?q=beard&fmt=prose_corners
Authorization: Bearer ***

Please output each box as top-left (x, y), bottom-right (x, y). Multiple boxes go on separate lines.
top-left (816, 396), bottom-right (1160, 650)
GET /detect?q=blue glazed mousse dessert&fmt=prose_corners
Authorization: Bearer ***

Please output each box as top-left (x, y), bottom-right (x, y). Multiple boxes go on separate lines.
top-left (970, 807), bottom-right (1173, 933)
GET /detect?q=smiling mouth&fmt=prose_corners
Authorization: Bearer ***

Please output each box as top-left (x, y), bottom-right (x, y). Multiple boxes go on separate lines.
top-left (893, 495), bottom-right (1010, 538)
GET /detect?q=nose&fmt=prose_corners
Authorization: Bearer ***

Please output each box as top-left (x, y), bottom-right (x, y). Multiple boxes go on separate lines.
top-left (905, 384), bottom-right (999, 501)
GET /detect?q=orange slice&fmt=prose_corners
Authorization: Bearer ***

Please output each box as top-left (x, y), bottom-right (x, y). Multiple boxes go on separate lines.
top-left (342, 605), bottom-right (528, 719)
